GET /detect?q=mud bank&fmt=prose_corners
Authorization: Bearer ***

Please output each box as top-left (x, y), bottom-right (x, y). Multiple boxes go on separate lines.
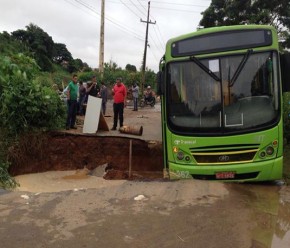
top-left (8, 132), bottom-right (164, 179)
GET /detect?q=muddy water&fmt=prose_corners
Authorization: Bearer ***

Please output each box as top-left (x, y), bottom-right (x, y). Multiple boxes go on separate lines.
top-left (223, 145), bottom-right (290, 248)
top-left (223, 183), bottom-right (290, 248)
top-left (2, 180), bottom-right (290, 247)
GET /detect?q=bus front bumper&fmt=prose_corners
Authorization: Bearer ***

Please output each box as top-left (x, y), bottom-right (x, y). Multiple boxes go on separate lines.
top-left (168, 156), bottom-right (283, 182)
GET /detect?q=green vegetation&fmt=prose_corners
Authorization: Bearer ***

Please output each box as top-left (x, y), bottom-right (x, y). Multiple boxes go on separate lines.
top-left (0, 54), bottom-right (66, 135)
top-left (0, 54), bottom-right (65, 187)
top-left (0, 162), bottom-right (18, 189)
top-left (0, 24), bottom-right (156, 90)
top-left (0, 23), bottom-right (157, 188)
top-left (0, 54), bottom-right (66, 189)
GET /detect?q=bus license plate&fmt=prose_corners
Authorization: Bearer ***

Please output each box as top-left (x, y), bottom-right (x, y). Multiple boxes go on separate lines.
top-left (215, 172), bottom-right (235, 179)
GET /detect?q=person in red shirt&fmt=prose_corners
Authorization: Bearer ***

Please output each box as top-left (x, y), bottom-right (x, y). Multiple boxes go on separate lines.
top-left (111, 78), bottom-right (127, 130)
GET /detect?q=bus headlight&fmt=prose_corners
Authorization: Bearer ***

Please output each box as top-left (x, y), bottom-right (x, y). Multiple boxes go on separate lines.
top-left (177, 151), bottom-right (184, 160)
top-left (259, 151), bottom-right (266, 158)
top-left (266, 146), bottom-right (274, 156)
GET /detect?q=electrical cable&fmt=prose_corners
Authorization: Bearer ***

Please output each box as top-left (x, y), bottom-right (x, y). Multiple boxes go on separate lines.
top-left (65, 0), bottom-right (145, 41)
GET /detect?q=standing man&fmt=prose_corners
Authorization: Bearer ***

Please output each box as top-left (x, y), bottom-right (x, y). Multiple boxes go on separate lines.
top-left (132, 82), bottom-right (139, 111)
top-left (78, 81), bottom-right (86, 115)
top-left (86, 75), bottom-right (100, 98)
top-left (100, 81), bottom-right (108, 115)
top-left (111, 78), bottom-right (127, 130)
top-left (66, 74), bottom-right (78, 130)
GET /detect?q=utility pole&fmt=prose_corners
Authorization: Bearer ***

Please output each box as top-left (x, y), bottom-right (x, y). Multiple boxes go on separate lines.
top-left (99, 0), bottom-right (105, 78)
top-left (140, 1), bottom-right (156, 94)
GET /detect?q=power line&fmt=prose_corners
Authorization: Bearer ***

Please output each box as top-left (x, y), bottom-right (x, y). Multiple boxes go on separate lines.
top-left (136, 1), bottom-right (166, 57)
top-left (137, 0), bottom-right (147, 12)
top-left (152, 25), bottom-right (165, 49)
top-left (148, 45), bottom-right (159, 64)
top-left (139, 0), bottom-right (209, 8)
top-left (64, 0), bottom-right (144, 41)
top-left (74, 0), bottom-right (99, 14)
top-left (128, 0), bottom-right (147, 18)
top-left (108, 0), bottom-right (163, 49)
top-left (151, 6), bottom-right (204, 13)
top-left (149, 32), bottom-right (163, 54)
top-left (155, 24), bottom-right (166, 47)
top-left (119, 0), bottom-right (165, 61)
top-left (106, 16), bottom-right (144, 41)
top-left (119, 0), bottom-right (142, 19)
top-left (64, 0), bottom-right (99, 18)
top-left (108, 0), bottom-right (208, 12)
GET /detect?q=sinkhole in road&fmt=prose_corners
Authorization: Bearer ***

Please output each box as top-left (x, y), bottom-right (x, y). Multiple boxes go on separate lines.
top-left (8, 132), bottom-right (164, 180)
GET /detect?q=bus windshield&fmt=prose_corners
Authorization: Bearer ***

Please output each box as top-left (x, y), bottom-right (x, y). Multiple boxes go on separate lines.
top-left (167, 51), bottom-right (280, 134)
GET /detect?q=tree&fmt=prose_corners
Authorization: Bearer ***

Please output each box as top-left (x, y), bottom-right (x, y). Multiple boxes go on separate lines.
top-left (12, 23), bottom-right (55, 71)
top-left (52, 43), bottom-right (73, 64)
top-left (73, 58), bottom-right (84, 71)
top-left (104, 60), bottom-right (119, 71)
top-left (199, 0), bottom-right (290, 49)
top-left (82, 62), bottom-right (92, 72)
top-left (125, 64), bottom-right (137, 72)
top-left (145, 69), bottom-right (157, 90)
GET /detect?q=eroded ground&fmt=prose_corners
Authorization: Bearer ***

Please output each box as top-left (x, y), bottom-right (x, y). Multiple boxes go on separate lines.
top-left (8, 101), bottom-right (163, 180)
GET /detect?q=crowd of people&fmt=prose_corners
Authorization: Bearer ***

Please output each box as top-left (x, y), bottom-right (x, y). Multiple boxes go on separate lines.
top-left (64, 74), bottom-right (108, 130)
top-left (64, 74), bottom-right (155, 131)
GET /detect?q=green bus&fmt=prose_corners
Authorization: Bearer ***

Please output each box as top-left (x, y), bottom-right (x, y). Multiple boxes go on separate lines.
top-left (157, 25), bottom-right (288, 181)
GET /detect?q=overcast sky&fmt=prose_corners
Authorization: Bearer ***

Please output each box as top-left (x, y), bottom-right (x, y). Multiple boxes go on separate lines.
top-left (0, 0), bottom-right (211, 72)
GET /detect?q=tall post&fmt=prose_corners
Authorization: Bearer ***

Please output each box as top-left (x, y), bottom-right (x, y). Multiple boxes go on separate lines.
top-left (99, 0), bottom-right (105, 78)
top-left (140, 1), bottom-right (156, 95)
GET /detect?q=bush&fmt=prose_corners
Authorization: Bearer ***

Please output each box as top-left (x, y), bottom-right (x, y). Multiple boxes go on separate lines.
top-left (0, 162), bottom-right (18, 189)
top-left (0, 54), bottom-right (66, 136)
top-left (0, 53), bottom-right (66, 188)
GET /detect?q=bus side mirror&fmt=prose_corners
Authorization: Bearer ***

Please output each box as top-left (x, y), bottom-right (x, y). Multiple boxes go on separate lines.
top-left (157, 71), bottom-right (164, 95)
top-left (281, 53), bottom-right (290, 92)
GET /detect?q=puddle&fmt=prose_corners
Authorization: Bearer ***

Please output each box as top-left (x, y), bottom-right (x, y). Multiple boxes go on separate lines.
top-left (215, 144), bottom-right (290, 246)
top-left (226, 183), bottom-right (290, 247)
